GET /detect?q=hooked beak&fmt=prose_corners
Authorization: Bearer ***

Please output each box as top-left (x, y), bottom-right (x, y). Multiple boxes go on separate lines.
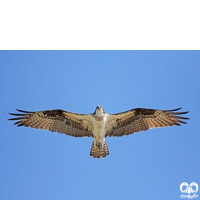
top-left (96, 106), bottom-right (101, 110)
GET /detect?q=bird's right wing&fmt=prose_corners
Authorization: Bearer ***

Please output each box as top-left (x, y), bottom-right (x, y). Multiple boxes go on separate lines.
top-left (9, 109), bottom-right (94, 137)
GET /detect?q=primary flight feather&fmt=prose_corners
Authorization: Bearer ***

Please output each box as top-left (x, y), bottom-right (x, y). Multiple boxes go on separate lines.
top-left (9, 106), bottom-right (189, 158)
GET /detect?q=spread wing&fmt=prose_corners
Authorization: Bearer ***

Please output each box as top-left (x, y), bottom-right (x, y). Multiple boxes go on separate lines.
top-left (105, 108), bottom-right (189, 137)
top-left (9, 109), bottom-right (93, 137)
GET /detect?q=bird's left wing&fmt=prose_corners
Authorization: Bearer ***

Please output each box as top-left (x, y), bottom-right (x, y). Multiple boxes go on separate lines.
top-left (9, 109), bottom-right (93, 137)
top-left (105, 108), bottom-right (189, 137)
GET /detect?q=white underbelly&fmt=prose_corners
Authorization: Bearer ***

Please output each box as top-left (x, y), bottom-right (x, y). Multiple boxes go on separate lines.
top-left (92, 116), bottom-right (107, 140)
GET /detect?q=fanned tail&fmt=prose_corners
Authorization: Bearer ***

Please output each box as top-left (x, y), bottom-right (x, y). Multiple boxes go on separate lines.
top-left (90, 140), bottom-right (109, 158)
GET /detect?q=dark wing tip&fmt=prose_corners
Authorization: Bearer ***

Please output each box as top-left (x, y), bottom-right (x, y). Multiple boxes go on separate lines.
top-left (8, 109), bottom-right (32, 126)
top-left (164, 107), bottom-right (182, 112)
top-left (8, 110), bottom-right (30, 122)
top-left (171, 111), bottom-right (189, 115)
top-left (17, 124), bottom-right (24, 127)
top-left (9, 113), bottom-right (28, 116)
top-left (8, 117), bottom-right (25, 120)
top-left (174, 122), bottom-right (181, 126)
top-left (164, 108), bottom-right (189, 115)
top-left (164, 108), bottom-right (190, 126)
top-left (16, 109), bottom-right (33, 113)
top-left (9, 109), bottom-right (33, 116)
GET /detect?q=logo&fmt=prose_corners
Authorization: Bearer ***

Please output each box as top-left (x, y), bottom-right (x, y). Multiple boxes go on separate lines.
top-left (180, 182), bottom-right (198, 199)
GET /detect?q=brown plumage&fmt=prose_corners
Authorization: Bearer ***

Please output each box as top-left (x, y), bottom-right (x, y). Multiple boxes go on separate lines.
top-left (9, 107), bottom-right (189, 158)
top-left (8, 109), bottom-right (93, 137)
top-left (105, 108), bottom-right (189, 136)
top-left (90, 140), bottom-right (109, 158)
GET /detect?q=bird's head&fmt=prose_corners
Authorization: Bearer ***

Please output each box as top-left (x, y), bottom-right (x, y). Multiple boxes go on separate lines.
top-left (94, 105), bottom-right (105, 116)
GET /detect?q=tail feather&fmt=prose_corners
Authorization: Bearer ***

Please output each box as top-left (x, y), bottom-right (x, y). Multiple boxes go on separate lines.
top-left (90, 140), bottom-right (109, 158)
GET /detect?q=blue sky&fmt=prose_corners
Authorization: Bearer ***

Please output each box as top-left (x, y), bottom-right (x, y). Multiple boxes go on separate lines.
top-left (0, 51), bottom-right (199, 200)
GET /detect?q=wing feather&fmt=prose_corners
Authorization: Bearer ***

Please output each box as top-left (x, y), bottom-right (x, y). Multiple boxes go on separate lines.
top-left (106, 108), bottom-right (189, 137)
top-left (9, 109), bottom-right (93, 137)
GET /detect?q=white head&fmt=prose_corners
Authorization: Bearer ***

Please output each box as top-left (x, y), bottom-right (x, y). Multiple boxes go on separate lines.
top-left (94, 105), bottom-right (105, 117)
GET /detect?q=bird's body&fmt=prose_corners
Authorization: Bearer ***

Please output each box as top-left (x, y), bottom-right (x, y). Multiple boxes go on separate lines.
top-left (9, 106), bottom-right (189, 158)
top-left (92, 106), bottom-right (107, 144)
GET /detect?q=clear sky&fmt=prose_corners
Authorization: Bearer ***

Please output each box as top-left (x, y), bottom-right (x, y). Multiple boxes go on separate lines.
top-left (0, 51), bottom-right (199, 200)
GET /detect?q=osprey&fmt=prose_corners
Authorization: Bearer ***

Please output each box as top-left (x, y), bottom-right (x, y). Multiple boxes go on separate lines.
top-left (9, 106), bottom-right (189, 158)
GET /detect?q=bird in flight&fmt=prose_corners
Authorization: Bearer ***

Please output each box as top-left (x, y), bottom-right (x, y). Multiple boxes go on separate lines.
top-left (9, 106), bottom-right (189, 158)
